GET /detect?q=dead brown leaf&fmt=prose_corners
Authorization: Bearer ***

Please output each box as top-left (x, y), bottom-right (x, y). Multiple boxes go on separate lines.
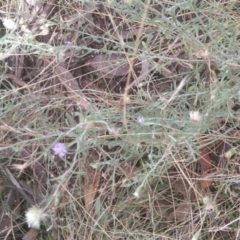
top-left (1, 74), bottom-right (26, 87)
top-left (198, 146), bottom-right (218, 191)
top-left (1, 166), bottom-right (34, 205)
top-left (32, 161), bottom-right (48, 203)
top-left (90, 54), bottom-right (130, 78)
top-left (83, 150), bottom-right (101, 212)
top-left (199, 147), bottom-right (212, 172)
top-left (201, 172), bottom-right (213, 191)
top-left (209, 141), bottom-right (232, 163)
top-left (171, 179), bottom-right (197, 201)
top-left (0, 189), bottom-right (22, 236)
top-left (153, 200), bottom-right (170, 221)
top-left (22, 228), bottom-right (39, 240)
top-left (84, 169), bottom-right (101, 212)
top-left (118, 161), bottom-right (138, 180)
top-left (51, 62), bottom-right (90, 110)
top-left (168, 203), bottom-right (192, 222)
top-left (0, 209), bottom-right (12, 236)
top-left (0, 174), bottom-right (6, 194)
top-left (20, 147), bottom-right (33, 160)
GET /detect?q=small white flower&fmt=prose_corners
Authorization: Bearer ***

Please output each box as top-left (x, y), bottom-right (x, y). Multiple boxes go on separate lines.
top-left (25, 206), bottom-right (48, 229)
top-left (136, 116), bottom-right (145, 126)
top-left (2, 18), bottom-right (17, 30)
top-left (189, 111), bottom-right (202, 123)
top-left (133, 192), bottom-right (140, 198)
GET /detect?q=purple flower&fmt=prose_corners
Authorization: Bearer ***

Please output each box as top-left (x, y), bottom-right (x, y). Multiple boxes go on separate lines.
top-left (52, 142), bottom-right (67, 158)
top-left (64, 41), bottom-right (74, 47)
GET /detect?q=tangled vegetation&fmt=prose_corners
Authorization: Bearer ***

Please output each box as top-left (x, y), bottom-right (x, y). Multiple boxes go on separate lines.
top-left (0, 0), bottom-right (240, 239)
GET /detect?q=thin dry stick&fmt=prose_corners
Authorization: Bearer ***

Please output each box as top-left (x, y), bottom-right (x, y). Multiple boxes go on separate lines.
top-left (122, 0), bottom-right (152, 131)
top-left (0, 166), bottom-right (35, 205)
top-left (161, 75), bottom-right (188, 110)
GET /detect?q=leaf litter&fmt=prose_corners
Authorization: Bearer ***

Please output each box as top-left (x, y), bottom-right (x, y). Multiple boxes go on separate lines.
top-left (0, 1), bottom-right (240, 239)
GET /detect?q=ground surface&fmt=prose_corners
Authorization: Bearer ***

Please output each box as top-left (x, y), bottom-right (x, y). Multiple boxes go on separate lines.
top-left (0, 0), bottom-right (240, 239)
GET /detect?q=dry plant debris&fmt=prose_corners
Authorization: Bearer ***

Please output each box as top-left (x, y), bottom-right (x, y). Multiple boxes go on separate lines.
top-left (0, 0), bottom-right (240, 239)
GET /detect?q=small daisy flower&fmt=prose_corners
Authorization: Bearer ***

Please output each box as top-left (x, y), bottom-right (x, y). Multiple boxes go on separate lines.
top-left (52, 142), bottom-right (67, 158)
top-left (136, 116), bottom-right (145, 126)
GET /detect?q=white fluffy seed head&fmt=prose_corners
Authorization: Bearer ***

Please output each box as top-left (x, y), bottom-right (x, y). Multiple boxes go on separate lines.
top-left (2, 18), bottom-right (17, 30)
top-left (189, 111), bottom-right (202, 123)
top-left (25, 206), bottom-right (47, 229)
